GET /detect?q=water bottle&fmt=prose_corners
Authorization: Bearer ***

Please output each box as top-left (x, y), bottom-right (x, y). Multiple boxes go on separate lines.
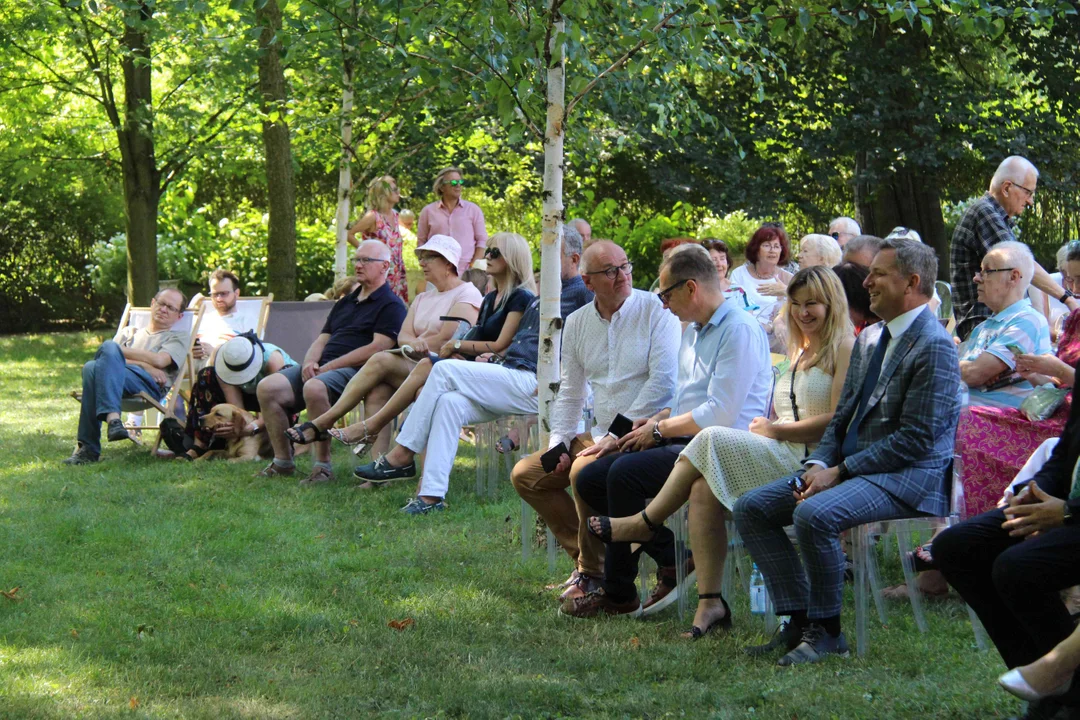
top-left (749, 563), bottom-right (768, 615)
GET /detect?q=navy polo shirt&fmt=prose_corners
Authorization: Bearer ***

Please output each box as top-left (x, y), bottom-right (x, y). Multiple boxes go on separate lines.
top-left (319, 282), bottom-right (408, 364)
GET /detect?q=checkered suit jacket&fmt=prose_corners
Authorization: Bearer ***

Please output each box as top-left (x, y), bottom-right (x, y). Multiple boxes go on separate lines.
top-left (807, 305), bottom-right (960, 516)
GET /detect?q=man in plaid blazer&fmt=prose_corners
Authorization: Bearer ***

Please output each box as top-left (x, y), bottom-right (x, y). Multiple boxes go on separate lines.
top-left (733, 238), bottom-right (960, 666)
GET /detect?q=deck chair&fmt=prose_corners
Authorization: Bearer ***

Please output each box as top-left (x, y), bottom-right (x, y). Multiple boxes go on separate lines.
top-left (261, 301), bottom-right (335, 365)
top-left (71, 303), bottom-right (203, 452)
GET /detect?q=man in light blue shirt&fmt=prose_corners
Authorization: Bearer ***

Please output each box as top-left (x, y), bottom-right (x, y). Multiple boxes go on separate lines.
top-left (563, 244), bottom-right (772, 618)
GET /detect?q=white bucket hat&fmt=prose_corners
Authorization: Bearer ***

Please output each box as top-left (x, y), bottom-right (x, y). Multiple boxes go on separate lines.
top-left (416, 234), bottom-right (462, 273)
top-left (214, 334), bottom-right (264, 386)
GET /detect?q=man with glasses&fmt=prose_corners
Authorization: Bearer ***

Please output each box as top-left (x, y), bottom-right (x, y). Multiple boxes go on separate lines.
top-left (191, 268), bottom-right (249, 368)
top-left (959, 241), bottom-right (1050, 408)
top-left (951, 156), bottom-right (1077, 341)
top-left (827, 217), bottom-right (861, 248)
top-left (511, 241), bottom-right (681, 600)
top-left (416, 166), bottom-right (488, 274)
top-left (65, 288), bottom-right (190, 465)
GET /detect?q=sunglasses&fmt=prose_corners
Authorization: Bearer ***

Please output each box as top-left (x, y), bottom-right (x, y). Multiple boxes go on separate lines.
top-left (484, 247), bottom-right (501, 260)
top-left (446, 179), bottom-right (465, 187)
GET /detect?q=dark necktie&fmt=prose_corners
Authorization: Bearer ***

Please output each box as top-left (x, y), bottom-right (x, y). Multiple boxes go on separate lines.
top-left (841, 326), bottom-right (891, 458)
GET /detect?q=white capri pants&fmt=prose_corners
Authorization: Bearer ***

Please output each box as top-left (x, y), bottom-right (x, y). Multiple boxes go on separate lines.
top-left (395, 359), bottom-right (538, 499)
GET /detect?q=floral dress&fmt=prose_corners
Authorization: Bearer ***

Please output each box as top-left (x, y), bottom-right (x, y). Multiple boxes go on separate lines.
top-left (365, 210), bottom-right (408, 303)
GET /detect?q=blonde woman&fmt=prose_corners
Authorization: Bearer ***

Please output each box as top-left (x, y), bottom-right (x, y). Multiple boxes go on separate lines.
top-left (588, 266), bottom-right (855, 639)
top-left (325, 233), bottom-right (536, 462)
top-left (348, 175), bottom-right (408, 302)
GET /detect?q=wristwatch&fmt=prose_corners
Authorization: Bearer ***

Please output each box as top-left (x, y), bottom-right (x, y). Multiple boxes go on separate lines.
top-left (1061, 289), bottom-right (1076, 304)
top-left (836, 461), bottom-right (852, 482)
top-left (454, 340), bottom-right (462, 351)
top-left (652, 421), bottom-right (665, 446)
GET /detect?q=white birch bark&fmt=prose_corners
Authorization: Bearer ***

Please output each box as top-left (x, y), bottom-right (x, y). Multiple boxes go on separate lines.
top-left (334, 67), bottom-right (354, 281)
top-left (537, 0), bottom-right (565, 443)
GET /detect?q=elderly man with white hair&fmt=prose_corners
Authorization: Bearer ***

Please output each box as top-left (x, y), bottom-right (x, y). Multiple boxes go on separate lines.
top-left (568, 217), bottom-right (593, 247)
top-left (827, 217), bottom-right (861, 248)
top-left (951, 156), bottom-right (1077, 341)
top-left (959, 240), bottom-right (1051, 408)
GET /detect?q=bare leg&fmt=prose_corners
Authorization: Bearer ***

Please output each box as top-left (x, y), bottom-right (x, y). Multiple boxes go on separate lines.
top-left (303, 379), bottom-right (333, 464)
top-left (682, 478), bottom-right (729, 634)
top-left (382, 443), bottom-right (416, 467)
top-left (1015, 624), bottom-right (1080, 694)
top-left (339, 359), bottom-right (435, 443)
top-left (363, 383), bottom-right (394, 457)
top-left (256, 373), bottom-right (297, 462)
top-left (590, 456), bottom-right (702, 541)
top-left (308, 352), bottom-right (406, 431)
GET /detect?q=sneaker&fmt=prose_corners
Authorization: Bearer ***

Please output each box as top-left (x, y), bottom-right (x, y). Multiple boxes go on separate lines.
top-left (777, 623), bottom-right (850, 666)
top-left (354, 455), bottom-right (416, 484)
top-left (642, 556), bottom-right (696, 616)
top-left (559, 572), bottom-right (602, 602)
top-left (559, 589), bottom-right (642, 619)
top-left (107, 418), bottom-right (132, 443)
top-left (744, 620), bottom-right (803, 657)
top-left (400, 497), bottom-right (446, 515)
top-left (63, 444), bottom-right (100, 465)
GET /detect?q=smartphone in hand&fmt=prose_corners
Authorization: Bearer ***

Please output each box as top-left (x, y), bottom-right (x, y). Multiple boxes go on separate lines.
top-left (541, 442), bottom-right (569, 473)
top-left (608, 413), bottom-right (634, 438)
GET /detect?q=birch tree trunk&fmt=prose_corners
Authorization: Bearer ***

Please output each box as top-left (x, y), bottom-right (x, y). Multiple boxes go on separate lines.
top-left (335, 63), bottom-right (354, 281)
top-left (537, 0), bottom-right (565, 443)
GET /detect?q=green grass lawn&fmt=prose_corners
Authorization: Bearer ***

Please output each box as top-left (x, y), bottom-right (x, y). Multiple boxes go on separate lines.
top-left (0, 332), bottom-right (1019, 719)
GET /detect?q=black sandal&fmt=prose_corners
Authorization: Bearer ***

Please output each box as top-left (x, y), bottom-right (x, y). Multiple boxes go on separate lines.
top-left (587, 509), bottom-right (662, 544)
top-left (285, 421), bottom-right (329, 445)
top-left (682, 594), bottom-right (732, 640)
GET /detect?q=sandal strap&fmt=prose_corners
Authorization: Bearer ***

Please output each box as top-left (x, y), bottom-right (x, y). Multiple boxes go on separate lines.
top-left (640, 509), bottom-right (662, 533)
top-left (697, 592), bottom-right (724, 599)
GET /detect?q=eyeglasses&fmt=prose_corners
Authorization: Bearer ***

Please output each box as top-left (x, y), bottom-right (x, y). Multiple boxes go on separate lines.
top-left (1010, 182), bottom-right (1035, 198)
top-left (484, 247), bottom-right (502, 260)
top-left (417, 253), bottom-right (444, 264)
top-left (830, 232), bottom-right (841, 240)
top-left (585, 262), bottom-right (633, 280)
top-left (657, 278), bottom-right (689, 304)
top-left (209, 290), bottom-right (235, 299)
top-left (353, 256), bottom-right (387, 264)
top-left (975, 267), bottom-right (1016, 279)
top-left (153, 299), bottom-right (181, 314)
top-left (446, 179), bottom-right (465, 187)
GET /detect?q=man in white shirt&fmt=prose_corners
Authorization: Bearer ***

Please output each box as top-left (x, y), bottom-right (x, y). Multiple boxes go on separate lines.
top-left (192, 269), bottom-right (252, 367)
top-left (510, 241), bottom-right (681, 599)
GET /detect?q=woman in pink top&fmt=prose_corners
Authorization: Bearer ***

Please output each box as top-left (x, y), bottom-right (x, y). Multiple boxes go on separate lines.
top-left (347, 175), bottom-right (409, 303)
top-left (287, 235), bottom-right (482, 465)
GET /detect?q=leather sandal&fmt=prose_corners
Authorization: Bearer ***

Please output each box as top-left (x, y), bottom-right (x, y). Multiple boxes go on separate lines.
top-left (682, 594), bottom-right (732, 640)
top-left (285, 421), bottom-right (329, 445)
top-left (587, 509), bottom-right (661, 544)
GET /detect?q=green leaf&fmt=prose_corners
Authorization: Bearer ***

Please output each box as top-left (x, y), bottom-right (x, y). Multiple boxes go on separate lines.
top-left (797, 7), bottom-right (812, 29)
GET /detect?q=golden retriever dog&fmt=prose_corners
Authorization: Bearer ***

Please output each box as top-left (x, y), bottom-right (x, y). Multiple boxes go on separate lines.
top-left (197, 404), bottom-right (274, 462)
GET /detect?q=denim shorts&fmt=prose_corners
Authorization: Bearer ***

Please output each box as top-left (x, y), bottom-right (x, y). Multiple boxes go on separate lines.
top-left (278, 364), bottom-right (359, 410)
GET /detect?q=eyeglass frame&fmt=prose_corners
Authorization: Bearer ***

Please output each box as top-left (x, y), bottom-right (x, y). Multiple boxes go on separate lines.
top-left (656, 278), bottom-right (690, 304)
top-left (1009, 181), bottom-right (1036, 197)
top-left (352, 256), bottom-right (389, 265)
top-left (152, 297), bottom-right (182, 314)
top-left (584, 262), bottom-right (633, 280)
top-left (974, 267), bottom-right (1017, 280)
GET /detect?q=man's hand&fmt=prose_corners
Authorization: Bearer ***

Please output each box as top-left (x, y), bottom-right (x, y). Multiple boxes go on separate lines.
top-left (213, 421), bottom-right (245, 440)
top-left (577, 434), bottom-right (619, 459)
top-left (797, 465), bottom-right (841, 501)
top-left (146, 366), bottom-right (168, 387)
top-left (302, 361), bottom-right (320, 382)
top-left (749, 416), bottom-right (777, 439)
top-left (1002, 483), bottom-right (1066, 538)
top-left (191, 339), bottom-right (207, 360)
top-left (617, 418), bottom-right (656, 453)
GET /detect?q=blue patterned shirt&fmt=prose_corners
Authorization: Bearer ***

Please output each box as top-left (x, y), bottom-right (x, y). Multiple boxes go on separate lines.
top-left (962, 297), bottom-right (1050, 408)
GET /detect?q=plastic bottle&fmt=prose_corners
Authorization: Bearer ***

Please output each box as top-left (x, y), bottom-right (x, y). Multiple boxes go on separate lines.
top-left (750, 563), bottom-right (768, 615)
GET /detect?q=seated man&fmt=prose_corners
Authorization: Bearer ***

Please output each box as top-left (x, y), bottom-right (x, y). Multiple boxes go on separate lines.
top-left (960, 240), bottom-right (1051, 408)
top-left (254, 240), bottom-right (407, 482)
top-left (733, 239), bottom-right (960, 665)
top-left (511, 241), bottom-right (682, 598)
top-left (565, 244), bottom-right (772, 618)
top-left (191, 268), bottom-right (251, 368)
top-left (65, 288), bottom-right (190, 465)
top-left (934, 369), bottom-right (1080, 720)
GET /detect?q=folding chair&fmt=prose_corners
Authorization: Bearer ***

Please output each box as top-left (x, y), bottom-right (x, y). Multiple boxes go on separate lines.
top-left (261, 301), bottom-right (335, 366)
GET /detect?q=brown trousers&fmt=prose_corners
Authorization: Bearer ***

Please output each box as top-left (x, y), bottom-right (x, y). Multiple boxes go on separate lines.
top-left (511, 433), bottom-right (603, 577)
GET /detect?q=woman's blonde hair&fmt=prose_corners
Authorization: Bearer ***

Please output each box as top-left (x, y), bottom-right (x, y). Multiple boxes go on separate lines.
top-left (432, 167), bottom-right (463, 197)
top-left (488, 232), bottom-right (536, 301)
top-left (784, 265), bottom-right (853, 375)
top-left (366, 175), bottom-right (397, 213)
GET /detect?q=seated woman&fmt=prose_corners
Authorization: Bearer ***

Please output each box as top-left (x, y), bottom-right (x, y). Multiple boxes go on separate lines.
top-left (729, 224), bottom-right (795, 351)
top-left (957, 241), bottom-right (1080, 517)
top-left (797, 234), bottom-right (842, 269)
top-left (170, 333), bottom-right (296, 459)
top-left (587, 266), bottom-right (854, 638)
top-left (284, 235), bottom-right (482, 462)
top-left (314, 232), bottom-right (536, 460)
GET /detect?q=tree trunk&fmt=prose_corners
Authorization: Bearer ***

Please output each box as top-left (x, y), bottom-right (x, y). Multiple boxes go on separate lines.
top-left (537, 0), bottom-right (566, 443)
top-left (118, 1), bottom-right (160, 306)
top-left (257, 0), bottom-right (298, 300)
top-left (334, 62), bottom-right (354, 281)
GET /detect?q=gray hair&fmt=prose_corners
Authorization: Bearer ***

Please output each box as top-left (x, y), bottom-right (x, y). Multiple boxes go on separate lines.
top-left (988, 240), bottom-right (1035, 292)
top-left (1064, 240), bottom-right (1080, 265)
top-left (843, 235), bottom-right (884, 261)
top-left (829, 216), bottom-right (861, 236)
top-left (659, 243), bottom-right (720, 290)
top-left (880, 238), bottom-right (937, 297)
top-left (561, 223), bottom-right (583, 257)
top-left (990, 156), bottom-right (1039, 191)
top-left (799, 234), bottom-right (843, 267)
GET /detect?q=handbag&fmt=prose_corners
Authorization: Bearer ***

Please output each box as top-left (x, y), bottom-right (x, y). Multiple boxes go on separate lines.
top-left (1020, 383), bottom-right (1069, 422)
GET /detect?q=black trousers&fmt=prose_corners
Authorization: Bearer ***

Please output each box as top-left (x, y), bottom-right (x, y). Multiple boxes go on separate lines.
top-left (574, 444), bottom-right (685, 601)
top-left (933, 507), bottom-right (1080, 701)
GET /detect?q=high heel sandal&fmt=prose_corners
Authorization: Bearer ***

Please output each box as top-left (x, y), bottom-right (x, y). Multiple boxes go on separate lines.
top-left (682, 594), bottom-right (732, 640)
top-left (327, 420), bottom-right (378, 457)
top-left (588, 509), bottom-right (662, 544)
top-left (284, 421), bottom-right (329, 445)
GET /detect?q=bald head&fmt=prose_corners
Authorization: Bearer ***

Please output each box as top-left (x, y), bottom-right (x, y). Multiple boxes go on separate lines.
top-left (581, 240), bottom-right (624, 274)
top-left (991, 156), bottom-right (1039, 192)
top-left (357, 239), bottom-right (390, 261)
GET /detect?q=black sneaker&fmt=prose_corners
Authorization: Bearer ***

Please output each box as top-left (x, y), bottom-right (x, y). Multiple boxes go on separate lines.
top-left (107, 419), bottom-right (132, 443)
top-left (777, 623), bottom-right (850, 666)
top-left (353, 455), bottom-right (416, 484)
top-left (63, 444), bottom-right (100, 465)
top-left (744, 619), bottom-right (802, 657)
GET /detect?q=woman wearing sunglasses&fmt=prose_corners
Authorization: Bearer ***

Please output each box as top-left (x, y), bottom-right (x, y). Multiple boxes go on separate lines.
top-left (416, 167), bottom-right (489, 275)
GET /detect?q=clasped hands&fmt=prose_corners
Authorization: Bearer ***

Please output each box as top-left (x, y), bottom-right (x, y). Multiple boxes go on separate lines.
top-left (792, 464), bottom-right (842, 502)
top-left (999, 483), bottom-right (1066, 539)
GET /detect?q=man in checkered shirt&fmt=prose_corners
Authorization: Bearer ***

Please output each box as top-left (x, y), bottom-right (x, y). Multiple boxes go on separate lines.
top-left (951, 156), bottom-right (1078, 340)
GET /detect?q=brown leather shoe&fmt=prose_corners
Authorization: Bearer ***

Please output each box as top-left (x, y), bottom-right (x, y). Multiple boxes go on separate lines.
top-left (559, 589), bottom-right (642, 619)
top-left (255, 462), bottom-right (295, 478)
top-left (559, 572), bottom-right (601, 602)
top-left (299, 465), bottom-right (335, 486)
top-left (642, 555), bottom-right (696, 616)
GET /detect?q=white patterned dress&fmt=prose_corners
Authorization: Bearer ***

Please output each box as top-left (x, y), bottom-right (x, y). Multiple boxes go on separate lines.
top-left (681, 364), bottom-right (835, 510)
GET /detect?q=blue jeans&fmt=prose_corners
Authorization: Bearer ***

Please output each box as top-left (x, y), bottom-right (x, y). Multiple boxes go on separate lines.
top-left (77, 340), bottom-right (165, 455)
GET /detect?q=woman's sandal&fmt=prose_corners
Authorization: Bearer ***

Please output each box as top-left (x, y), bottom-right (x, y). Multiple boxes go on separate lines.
top-left (908, 543), bottom-right (936, 572)
top-left (285, 421), bottom-right (329, 445)
top-left (588, 509), bottom-right (662, 544)
top-left (682, 594), bottom-right (733, 640)
top-left (328, 420), bottom-right (379, 457)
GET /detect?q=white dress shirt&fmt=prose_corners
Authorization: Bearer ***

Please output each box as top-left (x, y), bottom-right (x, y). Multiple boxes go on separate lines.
top-left (548, 289), bottom-right (682, 449)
